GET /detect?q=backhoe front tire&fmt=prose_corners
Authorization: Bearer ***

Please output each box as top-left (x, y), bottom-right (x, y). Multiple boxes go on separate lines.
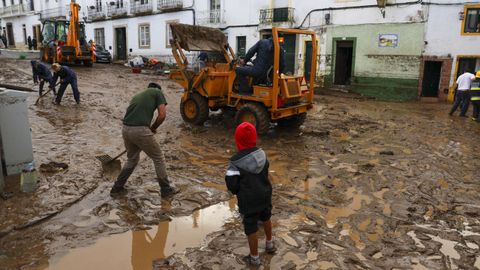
top-left (180, 92), bottom-right (209, 125)
top-left (235, 102), bottom-right (270, 135)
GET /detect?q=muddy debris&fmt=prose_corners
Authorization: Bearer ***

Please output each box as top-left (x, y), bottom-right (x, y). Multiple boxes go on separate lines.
top-left (0, 59), bottom-right (479, 270)
top-left (39, 162), bottom-right (69, 173)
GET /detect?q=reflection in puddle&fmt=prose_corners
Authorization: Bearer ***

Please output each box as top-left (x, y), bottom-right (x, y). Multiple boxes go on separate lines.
top-left (47, 201), bottom-right (236, 270)
top-left (340, 224), bottom-right (365, 250)
top-left (318, 260), bottom-right (337, 269)
top-left (324, 187), bottom-right (372, 228)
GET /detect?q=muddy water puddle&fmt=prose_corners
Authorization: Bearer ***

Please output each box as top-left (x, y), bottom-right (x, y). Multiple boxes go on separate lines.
top-left (45, 201), bottom-right (236, 270)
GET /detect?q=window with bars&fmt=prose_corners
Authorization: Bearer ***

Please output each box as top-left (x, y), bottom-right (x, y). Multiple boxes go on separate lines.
top-left (95, 0), bottom-right (102, 11)
top-left (139, 24), bottom-right (150, 48)
top-left (94, 28), bottom-right (105, 47)
top-left (236, 36), bottom-right (246, 58)
top-left (464, 8), bottom-right (480, 33)
top-left (165, 20), bottom-right (178, 48)
top-left (210, 0), bottom-right (220, 10)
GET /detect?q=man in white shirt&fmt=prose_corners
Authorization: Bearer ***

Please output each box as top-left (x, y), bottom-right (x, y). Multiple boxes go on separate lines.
top-left (449, 71), bottom-right (476, 116)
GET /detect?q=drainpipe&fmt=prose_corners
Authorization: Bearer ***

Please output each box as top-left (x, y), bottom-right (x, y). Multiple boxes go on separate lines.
top-left (182, 0), bottom-right (195, 25)
top-left (298, 0), bottom-right (423, 28)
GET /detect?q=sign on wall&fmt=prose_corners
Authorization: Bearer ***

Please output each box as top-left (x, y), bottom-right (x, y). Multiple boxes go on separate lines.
top-left (378, 34), bottom-right (398, 48)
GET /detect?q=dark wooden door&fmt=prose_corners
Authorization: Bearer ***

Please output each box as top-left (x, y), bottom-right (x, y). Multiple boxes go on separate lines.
top-left (304, 41), bottom-right (312, 82)
top-left (456, 58), bottom-right (476, 78)
top-left (282, 34), bottom-right (296, 75)
top-left (422, 61), bottom-right (442, 97)
top-left (6, 23), bottom-right (15, 47)
top-left (115, 27), bottom-right (126, 60)
top-left (334, 40), bottom-right (353, 85)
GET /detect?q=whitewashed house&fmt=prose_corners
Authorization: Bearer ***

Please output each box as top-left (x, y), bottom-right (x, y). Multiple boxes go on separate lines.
top-left (2, 0), bottom-right (479, 101)
top-left (420, 0), bottom-right (480, 101)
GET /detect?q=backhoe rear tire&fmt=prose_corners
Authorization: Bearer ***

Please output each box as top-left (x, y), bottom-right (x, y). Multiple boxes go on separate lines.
top-left (277, 113), bottom-right (307, 129)
top-left (180, 92), bottom-right (209, 125)
top-left (235, 102), bottom-right (270, 135)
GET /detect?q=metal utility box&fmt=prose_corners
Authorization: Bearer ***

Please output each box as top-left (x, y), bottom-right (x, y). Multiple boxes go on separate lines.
top-left (0, 88), bottom-right (34, 179)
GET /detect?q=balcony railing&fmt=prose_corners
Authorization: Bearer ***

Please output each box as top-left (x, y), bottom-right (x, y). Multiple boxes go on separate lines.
top-left (130, 1), bottom-right (152, 14)
top-left (196, 9), bottom-right (225, 26)
top-left (0, 2), bottom-right (32, 17)
top-left (40, 5), bottom-right (68, 20)
top-left (259, 7), bottom-right (295, 24)
top-left (107, 3), bottom-right (128, 18)
top-left (158, 0), bottom-right (182, 11)
top-left (87, 6), bottom-right (106, 21)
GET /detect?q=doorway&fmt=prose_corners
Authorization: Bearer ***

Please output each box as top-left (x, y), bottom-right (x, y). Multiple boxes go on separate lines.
top-left (22, 25), bottom-right (27, 46)
top-left (6, 23), bottom-right (15, 47)
top-left (421, 61), bottom-right (442, 97)
top-left (334, 40), bottom-right (354, 85)
top-left (304, 41), bottom-right (313, 82)
top-left (456, 58), bottom-right (477, 78)
top-left (282, 34), bottom-right (296, 75)
top-left (260, 31), bottom-right (296, 75)
top-left (115, 27), bottom-right (127, 60)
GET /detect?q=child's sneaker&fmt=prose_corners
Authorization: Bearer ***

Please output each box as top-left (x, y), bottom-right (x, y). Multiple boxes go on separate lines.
top-left (242, 255), bottom-right (261, 266)
top-left (265, 240), bottom-right (277, 254)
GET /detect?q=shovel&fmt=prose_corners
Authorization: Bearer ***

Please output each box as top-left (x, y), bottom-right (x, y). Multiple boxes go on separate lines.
top-left (96, 149), bottom-right (127, 165)
top-left (34, 82), bottom-right (60, 105)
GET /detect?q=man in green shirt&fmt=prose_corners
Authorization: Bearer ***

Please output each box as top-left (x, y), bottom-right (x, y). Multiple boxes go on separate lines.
top-left (110, 83), bottom-right (179, 198)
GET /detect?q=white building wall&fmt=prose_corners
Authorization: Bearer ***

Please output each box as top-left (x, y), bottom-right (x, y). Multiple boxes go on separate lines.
top-left (85, 9), bottom-right (194, 61)
top-left (423, 3), bottom-right (480, 81)
top-left (424, 4), bottom-right (480, 56)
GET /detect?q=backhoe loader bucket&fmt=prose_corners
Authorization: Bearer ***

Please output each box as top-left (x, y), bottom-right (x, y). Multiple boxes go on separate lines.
top-left (170, 23), bottom-right (227, 52)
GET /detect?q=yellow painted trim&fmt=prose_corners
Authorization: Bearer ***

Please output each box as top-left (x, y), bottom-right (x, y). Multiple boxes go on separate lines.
top-left (448, 55), bottom-right (480, 103)
top-left (461, 4), bottom-right (480, 36)
top-left (453, 54), bottom-right (480, 82)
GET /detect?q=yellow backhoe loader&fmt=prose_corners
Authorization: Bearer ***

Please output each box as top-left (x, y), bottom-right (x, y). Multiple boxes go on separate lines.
top-left (169, 23), bottom-right (317, 134)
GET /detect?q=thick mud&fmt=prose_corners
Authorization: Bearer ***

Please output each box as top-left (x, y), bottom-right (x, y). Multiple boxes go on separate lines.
top-left (0, 59), bottom-right (479, 270)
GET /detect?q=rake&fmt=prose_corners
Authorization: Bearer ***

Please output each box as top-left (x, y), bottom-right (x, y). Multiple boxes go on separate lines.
top-left (96, 149), bottom-right (127, 165)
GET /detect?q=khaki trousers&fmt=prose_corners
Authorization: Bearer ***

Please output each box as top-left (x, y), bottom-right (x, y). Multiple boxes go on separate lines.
top-left (113, 125), bottom-right (170, 189)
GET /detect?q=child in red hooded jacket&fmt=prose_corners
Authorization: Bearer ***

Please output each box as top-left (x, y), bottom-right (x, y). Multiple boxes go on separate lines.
top-left (225, 122), bottom-right (275, 266)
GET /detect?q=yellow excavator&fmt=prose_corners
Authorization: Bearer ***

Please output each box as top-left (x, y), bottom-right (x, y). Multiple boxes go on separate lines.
top-left (40, 0), bottom-right (96, 66)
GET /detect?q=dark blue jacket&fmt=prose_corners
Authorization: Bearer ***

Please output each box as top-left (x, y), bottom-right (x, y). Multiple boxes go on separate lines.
top-left (53, 66), bottom-right (77, 84)
top-left (225, 147), bottom-right (272, 215)
top-left (31, 60), bottom-right (53, 84)
top-left (244, 38), bottom-right (286, 74)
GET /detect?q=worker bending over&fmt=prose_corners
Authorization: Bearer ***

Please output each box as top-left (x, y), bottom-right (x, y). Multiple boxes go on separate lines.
top-left (51, 63), bottom-right (80, 105)
top-left (31, 60), bottom-right (56, 97)
top-left (110, 83), bottom-right (179, 198)
top-left (470, 71), bottom-right (480, 122)
top-left (236, 38), bottom-right (285, 95)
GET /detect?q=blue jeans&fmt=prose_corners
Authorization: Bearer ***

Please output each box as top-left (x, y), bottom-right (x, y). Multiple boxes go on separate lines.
top-left (236, 66), bottom-right (264, 94)
top-left (450, 90), bottom-right (470, 116)
top-left (56, 78), bottom-right (80, 104)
